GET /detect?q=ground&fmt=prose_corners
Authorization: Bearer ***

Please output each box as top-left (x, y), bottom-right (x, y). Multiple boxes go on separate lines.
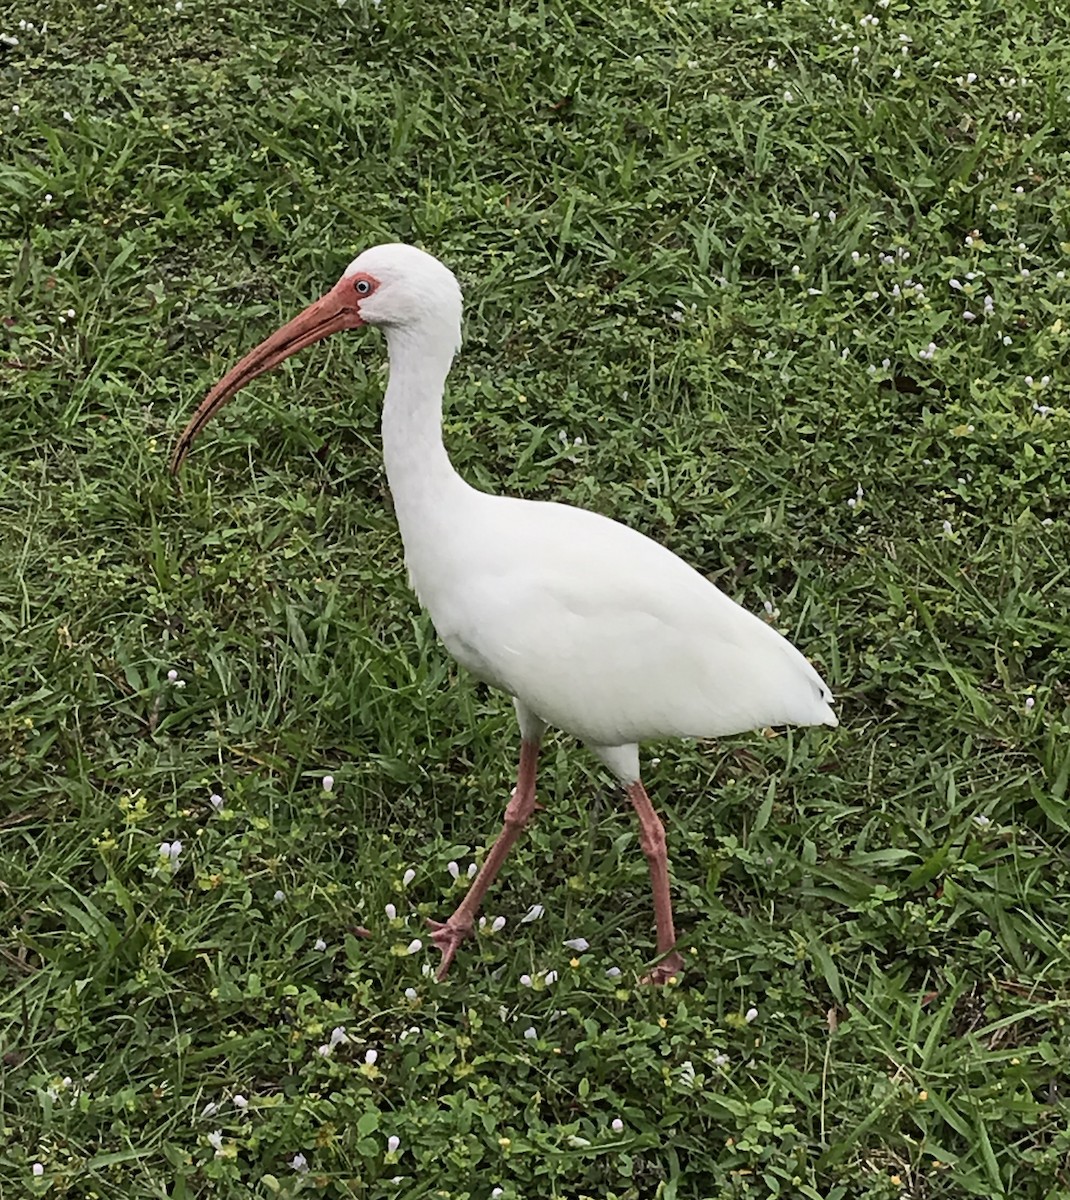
top-left (1, 0), bottom-right (1069, 1197)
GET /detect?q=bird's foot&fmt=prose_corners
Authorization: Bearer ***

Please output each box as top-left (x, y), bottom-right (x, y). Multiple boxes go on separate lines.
top-left (426, 915), bottom-right (474, 981)
top-left (640, 951), bottom-right (685, 986)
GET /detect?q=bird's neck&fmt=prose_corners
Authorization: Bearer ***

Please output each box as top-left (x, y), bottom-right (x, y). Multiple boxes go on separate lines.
top-left (380, 322), bottom-right (472, 555)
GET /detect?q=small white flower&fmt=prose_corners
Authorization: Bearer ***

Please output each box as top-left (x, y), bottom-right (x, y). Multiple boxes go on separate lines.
top-left (520, 974), bottom-right (533, 987)
top-left (232, 1094), bottom-right (248, 1111)
top-left (62, 110), bottom-right (73, 121)
top-left (314, 937), bottom-right (327, 952)
top-left (520, 904), bottom-right (545, 923)
top-left (44, 192), bottom-right (52, 202)
top-left (209, 793), bottom-right (224, 811)
top-left (207, 1131), bottom-right (224, 1153)
top-left (385, 903), bottom-right (397, 920)
top-left (32, 1163), bottom-right (44, 1177)
top-left (847, 497), bottom-right (857, 508)
top-left (563, 937), bottom-right (590, 952)
top-left (11, 104), bottom-right (19, 114)
top-left (790, 264), bottom-right (800, 277)
top-left (330, 1026), bottom-right (349, 1049)
top-left (405, 939), bottom-right (422, 955)
top-left (1025, 696), bottom-right (1035, 710)
top-left (851, 250), bottom-right (860, 262)
top-left (467, 862), bottom-right (477, 879)
top-left (273, 889), bottom-right (285, 903)
top-left (544, 970), bottom-right (559, 985)
top-left (745, 1007), bottom-right (759, 1023)
top-left (523, 1026), bottom-right (537, 1039)
top-left (807, 287), bottom-right (822, 295)
top-left (1002, 335), bottom-right (1012, 345)
top-left (202, 1101), bottom-right (219, 1117)
top-left (321, 774), bottom-right (334, 792)
top-left (713, 1052), bottom-right (730, 1066)
top-left (318, 1043), bottom-right (331, 1056)
top-left (291, 1154), bottom-right (308, 1173)
top-left (404, 987), bottom-right (418, 1001)
top-left (364, 1048), bottom-right (378, 1064)
top-left (159, 841), bottom-right (172, 858)
top-left (386, 1135), bottom-right (401, 1154)
top-left (491, 1190), bottom-right (504, 1199)
top-left (1025, 376), bottom-right (1034, 386)
top-left (974, 814), bottom-right (992, 828)
top-left (827, 209), bottom-right (836, 222)
top-left (402, 868), bottom-right (416, 886)
top-left (169, 840), bottom-right (182, 861)
top-left (491, 916), bottom-right (506, 932)
top-left (167, 668), bottom-right (178, 681)
top-left (175, 0), bottom-right (183, 8)
top-left (963, 311), bottom-right (976, 321)
top-left (942, 520), bottom-right (954, 534)
top-left (447, 861), bottom-right (460, 879)
top-left (606, 966), bottom-right (621, 978)
top-left (611, 1117), bottom-right (624, 1133)
top-left (1021, 268), bottom-right (1031, 279)
top-left (783, 90), bottom-right (793, 102)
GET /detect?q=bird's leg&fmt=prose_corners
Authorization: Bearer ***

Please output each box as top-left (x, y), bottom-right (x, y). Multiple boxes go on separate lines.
top-left (428, 738), bottom-right (540, 980)
top-left (626, 781), bottom-right (685, 985)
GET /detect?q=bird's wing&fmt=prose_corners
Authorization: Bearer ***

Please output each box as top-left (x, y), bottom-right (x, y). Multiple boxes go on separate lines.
top-left (431, 497), bottom-right (836, 747)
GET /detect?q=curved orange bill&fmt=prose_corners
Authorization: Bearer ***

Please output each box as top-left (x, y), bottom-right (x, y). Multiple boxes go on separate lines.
top-left (170, 276), bottom-right (364, 474)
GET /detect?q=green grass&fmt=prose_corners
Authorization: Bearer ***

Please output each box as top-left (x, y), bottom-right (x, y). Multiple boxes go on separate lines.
top-left (2, 0), bottom-right (1070, 1196)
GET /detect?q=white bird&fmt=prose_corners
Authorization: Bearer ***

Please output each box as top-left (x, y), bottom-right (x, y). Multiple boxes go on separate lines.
top-left (172, 243), bottom-right (837, 984)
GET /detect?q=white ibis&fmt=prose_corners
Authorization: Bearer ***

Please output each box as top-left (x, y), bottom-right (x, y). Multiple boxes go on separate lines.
top-left (172, 243), bottom-right (837, 984)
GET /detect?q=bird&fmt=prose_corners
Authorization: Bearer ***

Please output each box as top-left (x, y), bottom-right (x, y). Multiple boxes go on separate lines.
top-left (171, 243), bottom-right (837, 984)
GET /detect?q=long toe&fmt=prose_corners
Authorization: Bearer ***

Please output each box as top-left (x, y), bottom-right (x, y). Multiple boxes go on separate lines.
top-left (640, 951), bottom-right (685, 986)
top-left (426, 917), bottom-right (472, 981)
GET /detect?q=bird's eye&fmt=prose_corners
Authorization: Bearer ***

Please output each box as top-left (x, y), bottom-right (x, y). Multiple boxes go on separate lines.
top-left (354, 278), bottom-right (372, 296)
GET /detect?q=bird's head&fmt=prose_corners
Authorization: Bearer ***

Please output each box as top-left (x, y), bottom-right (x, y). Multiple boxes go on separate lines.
top-left (170, 242), bottom-right (462, 472)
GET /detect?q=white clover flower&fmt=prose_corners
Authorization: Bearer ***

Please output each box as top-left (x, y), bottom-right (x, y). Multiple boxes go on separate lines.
top-left (32, 1163), bottom-right (44, 1177)
top-left (386, 1135), bottom-right (401, 1154)
top-left (314, 937), bottom-right (327, 952)
top-left (520, 904), bottom-right (545, 923)
top-left (402, 868), bottom-right (416, 886)
top-left (321, 775), bottom-right (334, 792)
top-left (611, 1117), bottom-right (624, 1133)
top-left (385, 903), bottom-right (397, 920)
top-left (563, 937), bottom-right (589, 952)
top-left (364, 1048), bottom-right (377, 1065)
top-left (291, 1154), bottom-right (308, 1173)
top-left (523, 1026), bottom-right (537, 1039)
top-left (167, 668), bottom-right (178, 681)
top-left (745, 1007), bottom-right (759, 1023)
top-left (405, 939), bottom-right (422, 955)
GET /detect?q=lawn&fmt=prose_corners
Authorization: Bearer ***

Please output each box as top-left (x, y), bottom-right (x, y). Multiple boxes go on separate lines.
top-left (1, 0), bottom-right (1069, 1196)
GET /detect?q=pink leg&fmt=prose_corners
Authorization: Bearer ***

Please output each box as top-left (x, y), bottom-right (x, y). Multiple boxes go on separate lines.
top-left (428, 739), bottom-right (540, 980)
top-left (627, 781), bottom-right (685, 985)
